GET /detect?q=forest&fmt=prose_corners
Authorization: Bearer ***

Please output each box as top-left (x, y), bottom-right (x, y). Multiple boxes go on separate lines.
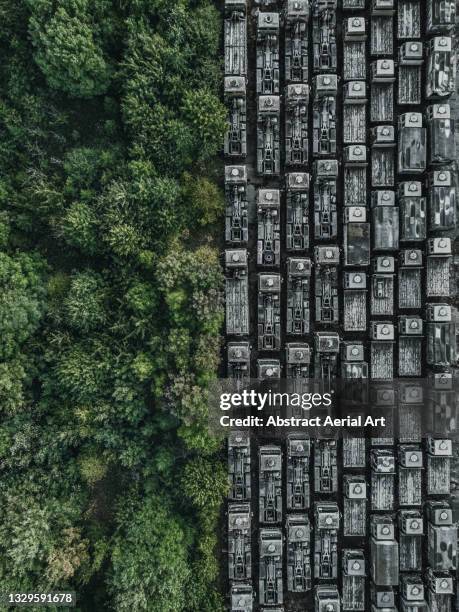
top-left (0, 1), bottom-right (227, 610)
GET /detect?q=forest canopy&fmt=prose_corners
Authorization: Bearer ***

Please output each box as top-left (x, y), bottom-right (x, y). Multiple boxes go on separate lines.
top-left (0, 1), bottom-right (226, 609)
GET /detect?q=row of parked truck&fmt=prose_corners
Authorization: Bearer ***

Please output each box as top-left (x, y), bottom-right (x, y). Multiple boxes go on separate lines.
top-left (226, 164), bottom-right (456, 250)
top-left (227, 248), bottom-right (457, 379)
top-left (228, 433), bottom-right (457, 610)
top-left (230, 435), bottom-right (455, 508)
top-left (225, 1), bottom-right (456, 171)
top-left (224, 1), bottom-right (458, 611)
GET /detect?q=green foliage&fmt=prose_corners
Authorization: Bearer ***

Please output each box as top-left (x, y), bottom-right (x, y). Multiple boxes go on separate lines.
top-left (0, 360), bottom-right (26, 414)
top-left (181, 457), bottom-right (228, 515)
top-left (107, 222), bottom-right (144, 258)
top-left (182, 89), bottom-right (227, 161)
top-left (0, 485), bottom-right (88, 591)
top-left (109, 491), bottom-right (190, 612)
top-left (0, 252), bottom-right (47, 360)
top-left (181, 456), bottom-right (227, 612)
top-left (57, 202), bottom-right (99, 254)
top-left (64, 271), bottom-right (107, 333)
top-left (0, 0), bottom-right (225, 608)
top-left (157, 245), bottom-right (223, 330)
top-left (45, 527), bottom-right (90, 585)
top-left (28, 0), bottom-right (113, 98)
top-left (0, 211), bottom-right (10, 248)
top-left (63, 146), bottom-right (115, 199)
top-left (182, 172), bottom-right (224, 227)
top-left (121, 5), bottom-right (226, 175)
top-left (55, 342), bottom-right (112, 403)
top-left (77, 449), bottom-right (108, 486)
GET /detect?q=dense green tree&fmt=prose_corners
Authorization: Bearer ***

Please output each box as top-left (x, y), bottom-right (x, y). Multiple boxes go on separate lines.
top-left (54, 341), bottom-right (112, 403)
top-left (109, 492), bottom-right (190, 612)
top-left (64, 271), bottom-right (107, 333)
top-left (181, 89), bottom-right (227, 161)
top-left (0, 359), bottom-right (27, 414)
top-left (28, 0), bottom-right (113, 98)
top-left (56, 202), bottom-right (100, 254)
top-left (0, 252), bottom-right (47, 360)
top-left (181, 457), bottom-right (228, 515)
top-left (45, 527), bottom-right (90, 585)
top-left (182, 172), bottom-right (224, 227)
top-left (0, 0), bottom-right (225, 608)
top-left (0, 211), bottom-right (10, 248)
top-left (0, 483), bottom-right (88, 591)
